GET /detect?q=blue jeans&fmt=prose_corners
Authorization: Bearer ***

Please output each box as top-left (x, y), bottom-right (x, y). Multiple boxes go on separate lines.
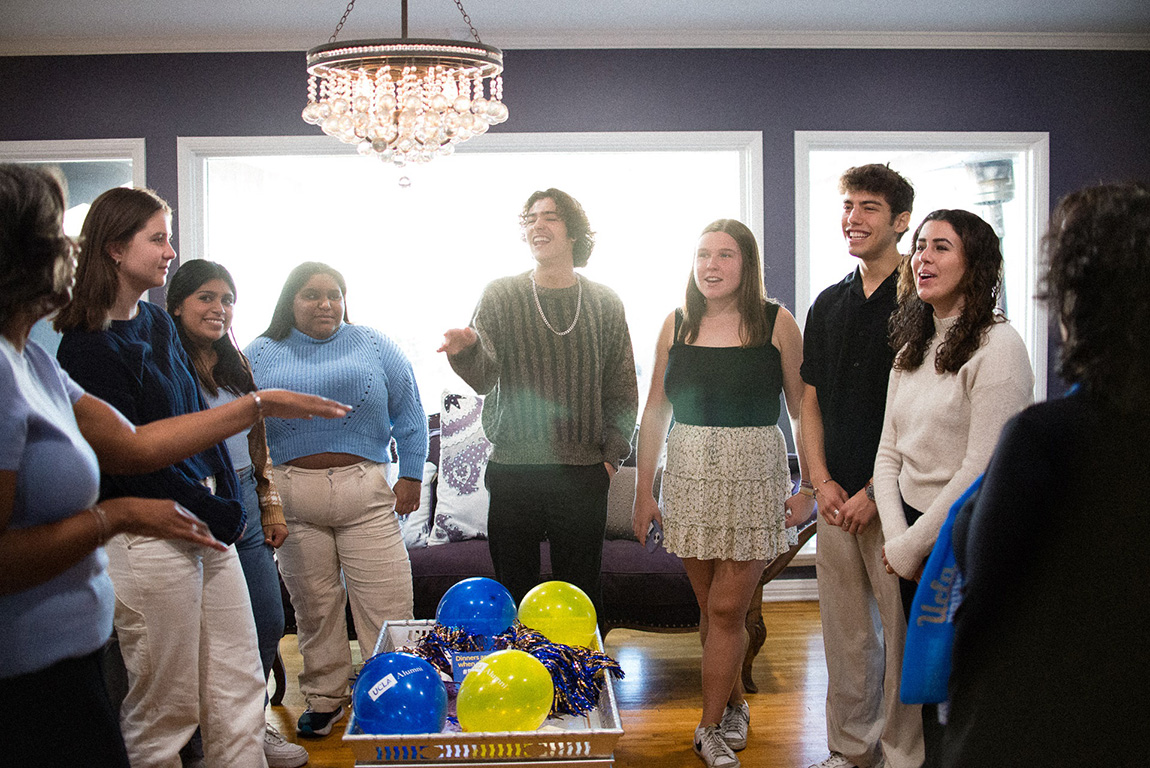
top-left (235, 465), bottom-right (286, 682)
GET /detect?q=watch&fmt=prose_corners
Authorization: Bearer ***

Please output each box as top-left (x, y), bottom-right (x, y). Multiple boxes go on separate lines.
top-left (865, 480), bottom-right (876, 501)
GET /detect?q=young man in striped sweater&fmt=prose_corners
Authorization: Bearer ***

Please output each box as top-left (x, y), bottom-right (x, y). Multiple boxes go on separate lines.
top-left (439, 188), bottom-right (638, 611)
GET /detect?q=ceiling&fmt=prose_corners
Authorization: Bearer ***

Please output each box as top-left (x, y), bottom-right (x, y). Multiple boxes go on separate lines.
top-left (3, 0), bottom-right (1149, 56)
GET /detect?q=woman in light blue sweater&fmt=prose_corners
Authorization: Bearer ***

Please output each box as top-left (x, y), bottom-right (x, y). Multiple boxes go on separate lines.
top-left (245, 261), bottom-right (428, 738)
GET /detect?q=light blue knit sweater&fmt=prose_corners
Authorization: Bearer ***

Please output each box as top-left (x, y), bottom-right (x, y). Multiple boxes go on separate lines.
top-left (245, 323), bottom-right (428, 477)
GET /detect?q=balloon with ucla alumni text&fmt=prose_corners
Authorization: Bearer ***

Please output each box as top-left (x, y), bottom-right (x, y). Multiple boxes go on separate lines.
top-left (518, 580), bottom-right (597, 648)
top-left (457, 649), bottom-right (554, 732)
top-left (352, 652), bottom-right (447, 735)
top-left (436, 577), bottom-right (517, 647)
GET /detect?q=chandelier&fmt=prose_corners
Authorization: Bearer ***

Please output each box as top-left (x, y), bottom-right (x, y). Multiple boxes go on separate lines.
top-left (302, 0), bottom-right (508, 167)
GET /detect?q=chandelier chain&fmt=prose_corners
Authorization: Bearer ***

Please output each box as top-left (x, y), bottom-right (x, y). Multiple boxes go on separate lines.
top-left (329, 0), bottom-right (357, 43)
top-left (328, 0), bottom-right (481, 44)
top-left (453, 0), bottom-right (482, 43)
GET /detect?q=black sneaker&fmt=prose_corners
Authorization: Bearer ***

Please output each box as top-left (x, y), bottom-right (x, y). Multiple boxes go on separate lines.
top-left (296, 706), bottom-right (344, 738)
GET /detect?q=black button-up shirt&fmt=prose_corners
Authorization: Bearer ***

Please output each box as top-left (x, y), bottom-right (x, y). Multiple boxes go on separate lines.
top-left (800, 267), bottom-right (899, 496)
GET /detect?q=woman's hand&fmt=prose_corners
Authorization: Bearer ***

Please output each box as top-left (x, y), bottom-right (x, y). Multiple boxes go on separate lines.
top-left (438, 327), bottom-right (478, 356)
top-left (881, 547), bottom-right (925, 581)
top-left (263, 523), bottom-right (288, 548)
top-left (784, 492), bottom-right (816, 528)
top-left (254, 390), bottom-right (350, 420)
top-left (632, 493), bottom-right (663, 544)
top-left (392, 477), bottom-right (421, 516)
top-left (101, 497), bottom-right (227, 550)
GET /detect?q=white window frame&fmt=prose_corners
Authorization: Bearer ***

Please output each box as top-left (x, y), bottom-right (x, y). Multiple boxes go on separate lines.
top-left (794, 131), bottom-right (1050, 399)
top-left (0, 138), bottom-right (147, 186)
top-left (177, 131), bottom-right (763, 264)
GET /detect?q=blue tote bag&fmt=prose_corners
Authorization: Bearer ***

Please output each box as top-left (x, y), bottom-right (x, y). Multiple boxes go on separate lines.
top-left (899, 475), bottom-right (983, 705)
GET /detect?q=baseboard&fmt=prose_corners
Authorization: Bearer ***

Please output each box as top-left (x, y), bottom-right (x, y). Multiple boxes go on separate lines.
top-left (762, 577), bottom-right (819, 602)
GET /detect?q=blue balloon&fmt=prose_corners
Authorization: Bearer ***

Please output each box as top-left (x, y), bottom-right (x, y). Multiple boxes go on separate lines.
top-left (352, 652), bottom-right (447, 735)
top-left (436, 577), bottom-right (517, 644)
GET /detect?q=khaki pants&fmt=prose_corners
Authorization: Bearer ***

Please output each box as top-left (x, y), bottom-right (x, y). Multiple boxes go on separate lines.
top-left (107, 536), bottom-right (266, 768)
top-left (274, 460), bottom-right (414, 712)
top-left (816, 518), bottom-right (924, 768)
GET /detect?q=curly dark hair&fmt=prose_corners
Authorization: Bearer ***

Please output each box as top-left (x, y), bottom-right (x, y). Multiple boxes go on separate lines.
top-left (0, 163), bottom-right (74, 333)
top-left (520, 188), bottom-right (596, 267)
top-left (680, 218), bottom-right (776, 347)
top-left (166, 259), bottom-right (255, 398)
top-left (839, 163), bottom-right (916, 241)
top-left (1042, 181), bottom-right (1150, 410)
top-left (260, 261), bottom-right (350, 341)
top-left (890, 209), bottom-right (1004, 374)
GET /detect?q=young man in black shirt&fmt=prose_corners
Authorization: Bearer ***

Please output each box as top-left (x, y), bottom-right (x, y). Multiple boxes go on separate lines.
top-left (801, 164), bottom-right (923, 768)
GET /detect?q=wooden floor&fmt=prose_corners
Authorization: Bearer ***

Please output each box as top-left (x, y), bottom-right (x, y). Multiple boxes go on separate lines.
top-left (267, 600), bottom-right (830, 768)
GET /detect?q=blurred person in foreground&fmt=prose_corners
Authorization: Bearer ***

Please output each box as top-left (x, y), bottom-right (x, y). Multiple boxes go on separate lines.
top-left (940, 181), bottom-right (1150, 768)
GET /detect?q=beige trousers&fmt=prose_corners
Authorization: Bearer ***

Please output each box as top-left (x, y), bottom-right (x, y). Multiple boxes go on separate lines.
top-left (816, 518), bottom-right (925, 768)
top-left (273, 460), bottom-right (414, 712)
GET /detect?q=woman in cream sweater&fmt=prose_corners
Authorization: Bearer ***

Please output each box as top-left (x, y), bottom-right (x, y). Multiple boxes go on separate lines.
top-left (873, 208), bottom-right (1033, 765)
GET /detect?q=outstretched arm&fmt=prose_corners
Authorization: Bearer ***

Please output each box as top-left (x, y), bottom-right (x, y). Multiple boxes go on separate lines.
top-left (74, 389), bottom-right (350, 475)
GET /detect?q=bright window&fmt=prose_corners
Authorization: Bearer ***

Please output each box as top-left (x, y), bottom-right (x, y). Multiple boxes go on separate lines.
top-left (179, 133), bottom-right (763, 413)
top-left (795, 131), bottom-right (1050, 399)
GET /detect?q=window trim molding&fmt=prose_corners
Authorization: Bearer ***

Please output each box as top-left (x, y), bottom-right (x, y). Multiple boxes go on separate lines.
top-left (794, 130), bottom-right (1050, 399)
top-left (176, 130), bottom-right (764, 264)
top-left (0, 138), bottom-right (147, 185)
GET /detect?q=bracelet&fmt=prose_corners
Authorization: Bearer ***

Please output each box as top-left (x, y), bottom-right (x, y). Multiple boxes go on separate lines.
top-left (798, 480), bottom-right (816, 498)
top-left (89, 504), bottom-right (110, 547)
top-left (250, 391), bottom-right (264, 416)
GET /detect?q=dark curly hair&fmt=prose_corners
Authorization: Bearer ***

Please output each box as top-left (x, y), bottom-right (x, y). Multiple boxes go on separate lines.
top-left (840, 163), bottom-right (916, 241)
top-left (890, 209), bottom-right (1004, 373)
top-left (166, 259), bottom-right (255, 398)
top-left (520, 188), bottom-right (596, 267)
top-left (1042, 181), bottom-right (1150, 410)
top-left (680, 218), bottom-right (776, 347)
top-left (0, 163), bottom-right (74, 333)
top-left (260, 261), bottom-right (350, 341)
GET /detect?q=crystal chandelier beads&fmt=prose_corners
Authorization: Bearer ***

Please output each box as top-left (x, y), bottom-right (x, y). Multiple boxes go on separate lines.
top-left (303, 28), bottom-right (508, 168)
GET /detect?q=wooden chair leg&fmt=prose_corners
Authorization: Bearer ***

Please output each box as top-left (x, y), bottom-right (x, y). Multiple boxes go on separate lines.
top-left (742, 584), bottom-right (767, 693)
top-left (270, 647), bottom-right (287, 706)
top-left (741, 521), bottom-right (818, 694)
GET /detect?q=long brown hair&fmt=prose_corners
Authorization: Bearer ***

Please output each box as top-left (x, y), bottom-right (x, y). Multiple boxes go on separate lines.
top-left (889, 209), bottom-right (1003, 373)
top-left (166, 259), bottom-right (255, 398)
top-left (680, 218), bottom-right (775, 347)
top-left (54, 186), bottom-right (170, 333)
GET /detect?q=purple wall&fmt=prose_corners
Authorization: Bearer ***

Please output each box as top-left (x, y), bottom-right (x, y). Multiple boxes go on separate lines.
top-left (4, 48), bottom-right (1149, 395)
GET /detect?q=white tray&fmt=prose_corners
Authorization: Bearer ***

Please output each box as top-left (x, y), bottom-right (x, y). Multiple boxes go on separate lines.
top-left (343, 620), bottom-right (623, 767)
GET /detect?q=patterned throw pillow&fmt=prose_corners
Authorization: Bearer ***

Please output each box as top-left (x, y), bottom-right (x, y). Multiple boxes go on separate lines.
top-left (429, 391), bottom-right (492, 544)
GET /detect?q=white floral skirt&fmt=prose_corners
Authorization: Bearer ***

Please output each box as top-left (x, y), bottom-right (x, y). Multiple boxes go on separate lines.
top-left (660, 422), bottom-right (796, 562)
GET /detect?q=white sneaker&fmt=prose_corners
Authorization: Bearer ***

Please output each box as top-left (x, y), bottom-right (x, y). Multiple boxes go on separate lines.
top-left (694, 724), bottom-right (740, 768)
top-left (719, 700), bottom-right (750, 751)
top-left (264, 724), bottom-right (309, 768)
top-left (807, 752), bottom-right (856, 768)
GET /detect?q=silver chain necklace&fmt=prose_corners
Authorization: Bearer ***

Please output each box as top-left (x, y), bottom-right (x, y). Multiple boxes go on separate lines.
top-left (531, 273), bottom-right (582, 336)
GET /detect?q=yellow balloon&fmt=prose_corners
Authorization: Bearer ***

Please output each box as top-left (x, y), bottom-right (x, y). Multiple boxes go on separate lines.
top-left (517, 581), bottom-right (598, 648)
top-left (456, 649), bottom-right (554, 732)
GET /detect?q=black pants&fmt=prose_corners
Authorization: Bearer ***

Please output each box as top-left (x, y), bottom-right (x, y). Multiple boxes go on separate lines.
top-left (0, 646), bottom-right (130, 768)
top-left (898, 499), bottom-right (944, 768)
top-left (484, 461), bottom-right (611, 612)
